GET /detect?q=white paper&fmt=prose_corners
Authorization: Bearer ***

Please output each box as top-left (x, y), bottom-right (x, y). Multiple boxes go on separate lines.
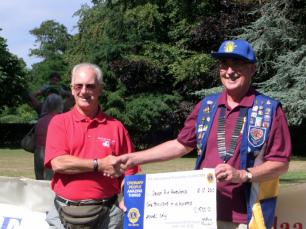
top-left (143, 169), bottom-right (216, 229)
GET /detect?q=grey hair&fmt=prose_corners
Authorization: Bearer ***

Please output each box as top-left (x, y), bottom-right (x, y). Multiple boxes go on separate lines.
top-left (41, 93), bottom-right (64, 115)
top-left (71, 63), bottom-right (103, 85)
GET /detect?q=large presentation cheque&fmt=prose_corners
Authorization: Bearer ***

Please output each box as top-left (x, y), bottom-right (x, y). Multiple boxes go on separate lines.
top-left (124, 169), bottom-right (217, 229)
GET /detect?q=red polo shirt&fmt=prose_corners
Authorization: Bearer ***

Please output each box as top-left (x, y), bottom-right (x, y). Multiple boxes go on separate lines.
top-left (45, 106), bottom-right (140, 200)
top-left (177, 89), bottom-right (291, 223)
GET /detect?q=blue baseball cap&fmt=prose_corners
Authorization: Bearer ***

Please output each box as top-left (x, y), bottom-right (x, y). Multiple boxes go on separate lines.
top-left (211, 39), bottom-right (256, 63)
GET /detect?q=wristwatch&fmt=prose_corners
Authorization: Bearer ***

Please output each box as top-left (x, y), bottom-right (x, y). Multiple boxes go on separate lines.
top-left (245, 169), bottom-right (253, 182)
top-left (93, 159), bottom-right (99, 172)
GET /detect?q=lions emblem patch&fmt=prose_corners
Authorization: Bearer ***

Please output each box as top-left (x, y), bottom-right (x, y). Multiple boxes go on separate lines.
top-left (128, 208), bottom-right (141, 224)
top-left (248, 126), bottom-right (266, 147)
top-left (207, 172), bottom-right (214, 184)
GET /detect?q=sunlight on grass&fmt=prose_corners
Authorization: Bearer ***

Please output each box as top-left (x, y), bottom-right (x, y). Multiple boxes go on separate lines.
top-left (0, 148), bottom-right (35, 178)
top-left (0, 149), bottom-right (305, 185)
top-left (280, 171), bottom-right (306, 184)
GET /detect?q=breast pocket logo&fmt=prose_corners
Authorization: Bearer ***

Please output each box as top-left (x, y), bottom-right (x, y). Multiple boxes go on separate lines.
top-left (102, 140), bottom-right (110, 147)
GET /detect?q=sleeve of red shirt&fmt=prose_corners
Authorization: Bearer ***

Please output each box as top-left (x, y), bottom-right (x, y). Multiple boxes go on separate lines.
top-left (176, 102), bottom-right (201, 148)
top-left (264, 105), bottom-right (292, 162)
top-left (44, 115), bottom-right (69, 169)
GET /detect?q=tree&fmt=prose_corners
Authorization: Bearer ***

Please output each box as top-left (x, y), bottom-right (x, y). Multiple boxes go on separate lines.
top-left (0, 34), bottom-right (28, 112)
top-left (29, 20), bottom-right (72, 89)
top-left (238, 0), bottom-right (306, 125)
top-left (63, 0), bottom-right (261, 147)
top-left (29, 20), bottom-right (72, 59)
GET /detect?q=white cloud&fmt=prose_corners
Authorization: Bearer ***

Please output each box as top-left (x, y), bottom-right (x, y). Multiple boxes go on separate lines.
top-left (0, 0), bottom-right (92, 68)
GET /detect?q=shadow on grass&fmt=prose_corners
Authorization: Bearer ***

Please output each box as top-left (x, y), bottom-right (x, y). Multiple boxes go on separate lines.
top-left (280, 178), bottom-right (306, 184)
top-left (291, 156), bottom-right (306, 161)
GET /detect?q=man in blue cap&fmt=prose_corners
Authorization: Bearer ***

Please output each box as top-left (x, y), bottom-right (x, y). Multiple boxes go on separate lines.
top-left (117, 40), bottom-right (291, 228)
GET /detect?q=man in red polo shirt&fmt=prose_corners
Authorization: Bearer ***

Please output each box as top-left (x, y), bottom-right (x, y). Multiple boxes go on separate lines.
top-left (118, 40), bottom-right (291, 229)
top-left (44, 63), bottom-right (139, 229)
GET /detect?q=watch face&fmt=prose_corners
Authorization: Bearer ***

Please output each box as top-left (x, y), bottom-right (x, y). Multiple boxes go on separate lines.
top-left (246, 172), bottom-right (252, 181)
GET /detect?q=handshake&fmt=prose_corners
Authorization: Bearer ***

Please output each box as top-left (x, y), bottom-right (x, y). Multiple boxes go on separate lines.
top-left (99, 154), bottom-right (138, 178)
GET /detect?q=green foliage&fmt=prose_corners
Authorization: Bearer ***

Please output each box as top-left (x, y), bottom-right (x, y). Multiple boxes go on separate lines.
top-left (0, 105), bottom-right (37, 123)
top-left (193, 86), bottom-right (223, 98)
top-left (70, 4), bottom-right (125, 59)
top-left (1, 20), bottom-right (71, 123)
top-left (188, 1), bottom-right (259, 52)
top-left (62, 0), bottom-right (264, 147)
top-left (239, 0), bottom-right (301, 82)
top-left (164, 0), bottom-right (216, 24)
top-left (27, 20), bottom-right (72, 92)
top-left (66, 4), bottom-right (127, 91)
top-left (259, 46), bottom-right (306, 125)
top-left (3, 0), bottom-right (306, 147)
top-left (103, 91), bottom-right (182, 147)
top-left (29, 20), bottom-right (72, 59)
top-left (123, 3), bottom-right (164, 42)
top-left (124, 94), bottom-right (178, 130)
top-left (124, 94), bottom-right (181, 146)
top-left (29, 58), bottom-right (71, 91)
top-left (169, 54), bottom-right (216, 96)
top-left (5, 0), bottom-right (304, 147)
top-left (104, 90), bottom-right (126, 113)
top-left (164, 0), bottom-right (218, 47)
top-left (142, 42), bottom-right (193, 68)
top-left (0, 35), bottom-right (28, 111)
top-left (238, 0), bottom-right (306, 125)
top-left (110, 57), bottom-right (172, 94)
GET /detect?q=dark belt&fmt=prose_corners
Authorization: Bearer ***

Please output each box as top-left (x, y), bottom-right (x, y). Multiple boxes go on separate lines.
top-left (55, 195), bottom-right (117, 207)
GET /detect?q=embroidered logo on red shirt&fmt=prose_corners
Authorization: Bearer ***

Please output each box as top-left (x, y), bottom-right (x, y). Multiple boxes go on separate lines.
top-left (97, 137), bottom-right (115, 148)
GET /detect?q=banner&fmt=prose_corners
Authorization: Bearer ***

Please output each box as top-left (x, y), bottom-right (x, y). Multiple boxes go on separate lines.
top-left (0, 175), bottom-right (306, 229)
top-left (273, 183), bottom-right (306, 228)
top-left (0, 176), bottom-right (54, 229)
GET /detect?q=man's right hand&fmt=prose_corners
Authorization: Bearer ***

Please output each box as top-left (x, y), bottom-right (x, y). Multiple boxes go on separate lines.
top-left (100, 154), bottom-right (137, 178)
top-left (99, 155), bottom-right (122, 178)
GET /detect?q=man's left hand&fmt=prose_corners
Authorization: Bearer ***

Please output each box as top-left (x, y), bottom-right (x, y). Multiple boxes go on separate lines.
top-left (215, 163), bottom-right (246, 183)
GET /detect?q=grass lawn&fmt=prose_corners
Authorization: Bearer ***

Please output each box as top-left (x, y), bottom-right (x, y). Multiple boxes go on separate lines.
top-left (0, 148), bottom-right (35, 178)
top-left (0, 148), bottom-right (305, 185)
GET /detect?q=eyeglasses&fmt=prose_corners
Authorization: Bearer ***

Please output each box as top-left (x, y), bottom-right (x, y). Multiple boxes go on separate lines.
top-left (219, 59), bottom-right (249, 71)
top-left (71, 83), bottom-right (98, 93)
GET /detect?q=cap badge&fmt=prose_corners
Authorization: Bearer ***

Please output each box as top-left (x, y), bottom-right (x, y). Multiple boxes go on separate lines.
top-left (224, 41), bottom-right (236, 53)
